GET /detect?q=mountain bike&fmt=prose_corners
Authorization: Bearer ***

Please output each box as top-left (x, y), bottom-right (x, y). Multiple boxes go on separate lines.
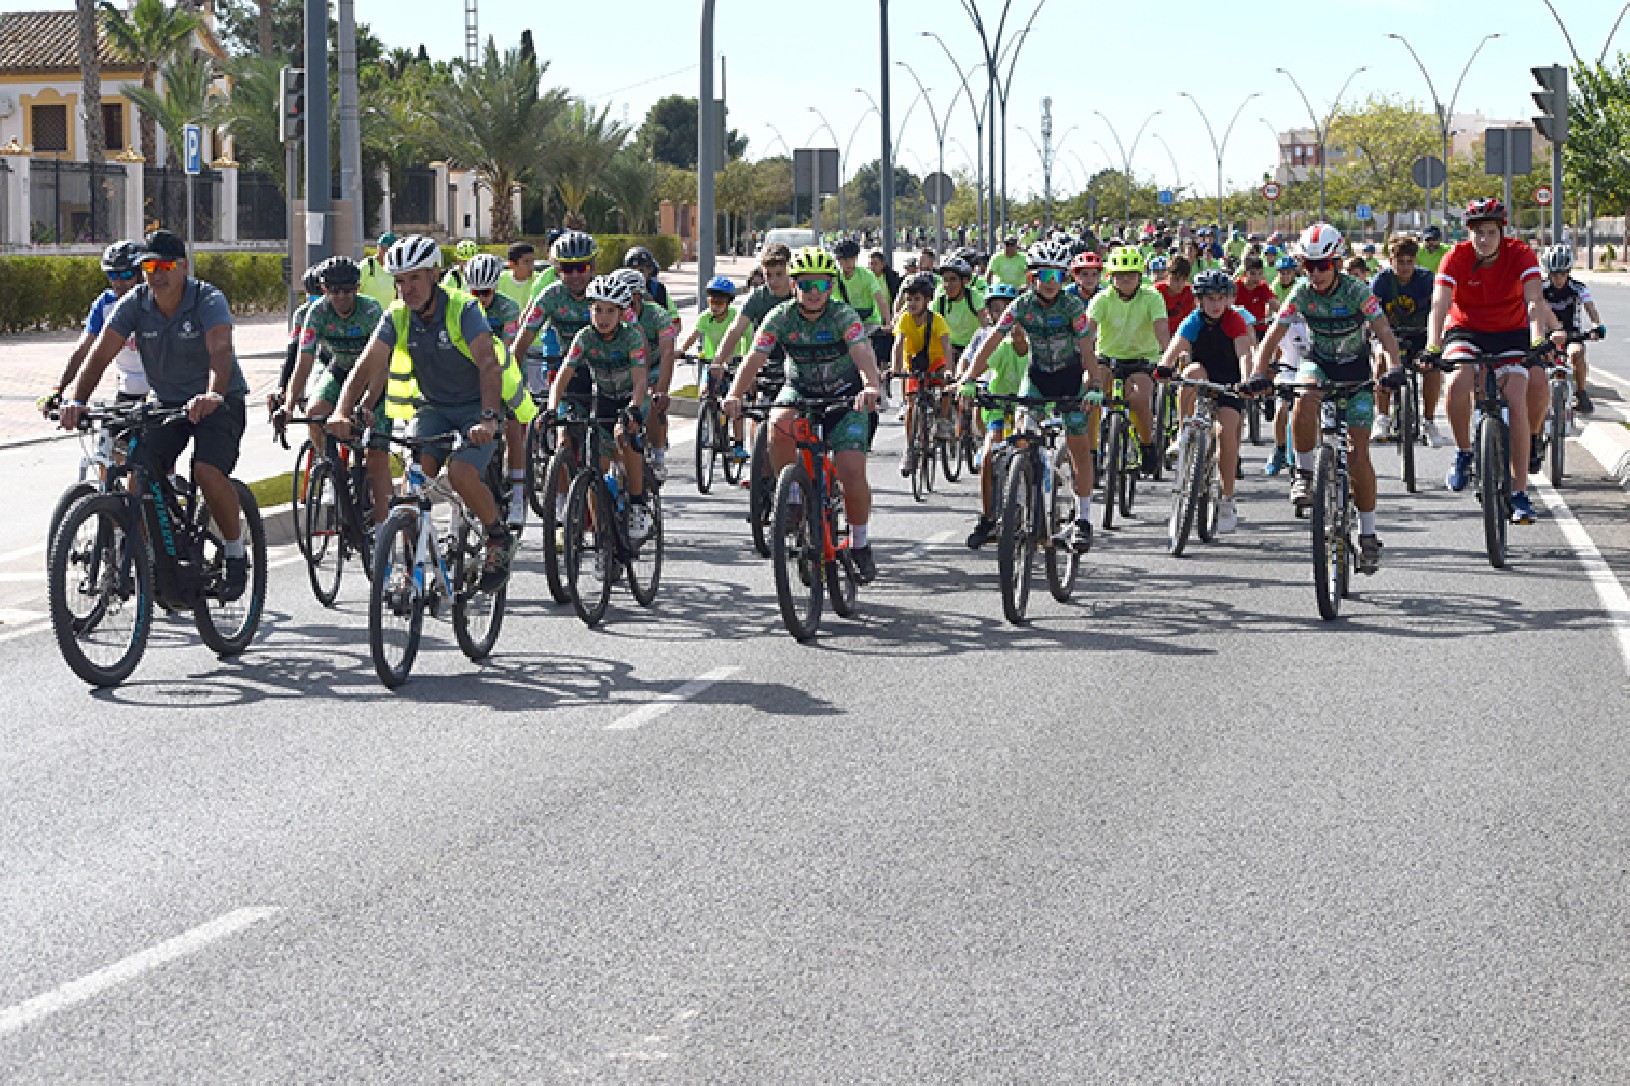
top-left (977, 394), bottom-right (1082, 625)
top-left (745, 396), bottom-right (777, 558)
top-left (952, 395), bottom-right (980, 479)
top-left (1295, 379), bottom-right (1373, 620)
top-left (1152, 374), bottom-right (1179, 480)
top-left (769, 396), bottom-right (865, 641)
top-left (284, 415), bottom-right (379, 606)
top-left (536, 410), bottom-right (586, 605)
top-left (47, 398), bottom-right (135, 554)
top-left (693, 354), bottom-right (746, 494)
top-left (1534, 329), bottom-right (1600, 488)
top-left (903, 358), bottom-right (942, 503)
top-left (1098, 359), bottom-right (1146, 528)
top-left (48, 403), bottom-right (267, 687)
top-left (562, 402), bottom-right (663, 627)
top-left (1167, 378), bottom-right (1243, 557)
top-left (368, 429), bottom-right (508, 688)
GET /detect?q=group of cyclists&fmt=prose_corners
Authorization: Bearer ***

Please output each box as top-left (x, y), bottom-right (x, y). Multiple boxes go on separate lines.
top-left (37, 191), bottom-right (1611, 683)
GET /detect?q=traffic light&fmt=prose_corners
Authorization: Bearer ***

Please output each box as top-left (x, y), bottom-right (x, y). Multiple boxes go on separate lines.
top-left (1531, 65), bottom-right (1569, 144)
top-left (280, 66), bottom-right (305, 144)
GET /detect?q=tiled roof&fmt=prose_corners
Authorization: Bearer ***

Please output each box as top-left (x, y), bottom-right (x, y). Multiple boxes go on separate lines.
top-left (0, 11), bottom-right (137, 73)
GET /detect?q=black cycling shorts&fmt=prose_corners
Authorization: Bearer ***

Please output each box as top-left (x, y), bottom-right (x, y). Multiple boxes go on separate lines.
top-left (138, 396), bottom-right (246, 478)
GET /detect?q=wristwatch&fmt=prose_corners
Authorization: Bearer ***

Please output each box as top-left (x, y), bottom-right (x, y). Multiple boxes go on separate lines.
top-left (479, 408), bottom-right (501, 422)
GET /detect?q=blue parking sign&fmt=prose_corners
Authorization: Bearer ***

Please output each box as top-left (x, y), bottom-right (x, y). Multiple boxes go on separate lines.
top-left (1158, 189), bottom-right (1174, 206)
top-left (1356, 204), bottom-right (1373, 221)
top-left (183, 124), bottom-right (202, 176)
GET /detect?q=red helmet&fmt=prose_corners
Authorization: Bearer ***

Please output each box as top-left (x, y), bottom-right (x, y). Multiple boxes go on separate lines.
top-left (1071, 251), bottom-right (1103, 271)
top-left (1465, 197), bottom-right (1507, 224)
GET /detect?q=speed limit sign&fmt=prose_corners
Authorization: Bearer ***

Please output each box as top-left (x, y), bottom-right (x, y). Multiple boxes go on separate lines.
top-left (1534, 186), bottom-right (1553, 206)
top-left (1262, 182), bottom-right (1282, 202)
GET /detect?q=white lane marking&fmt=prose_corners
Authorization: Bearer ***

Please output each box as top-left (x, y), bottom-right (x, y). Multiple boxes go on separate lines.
top-left (0, 907), bottom-right (281, 1038)
top-left (1532, 479), bottom-right (1630, 677)
top-left (607, 666), bottom-right (741, 730)
top-left (902, 529), bottom-right (955, 561)
top-left (0, 571), bottom-right (44, 583)
top-left (0, 608), bottom-right (47, 624)
top-left (266, 554), bottom-right (307, 571)
top-left (1592, 369), bottom-right (1630, 394)
top-left (0, 621), bottom-right (49, 645)
top-left (0, 542), bottom-right (45, 565)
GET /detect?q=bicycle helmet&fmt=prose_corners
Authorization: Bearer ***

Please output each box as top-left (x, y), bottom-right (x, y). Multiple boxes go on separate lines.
top-left (986, 282), bottom-right (1020, 300)
top-left (1070, 251), bottom-right (1103, 271)
top-left (1193, 268), bottom-right (1234, 296)
top-left (1543, 245), bottom-right (1575, 274)
top-left (550, 230), bottom-right (598, 263)
top-left (1025, 239), bottom-right (1073, 270)
top-left (901, 272), bottom-right (937, 298)
top-left (1105, 246), bottom-right (1147, 275)
top-left (384, 234), bottom-right (443, 275)
top-left (832, 237), bottom-right (862, 260)
top-left (1464, 197), bottom-right (1506, 225)
top-left (939, 256), bottom-right (973, 280)
top-left (611, 267), bottom-right (647, 297)
top-left (787, 246), bottom-right (840, 278)
top-left (454, 239), bottom-right (479, 262)
top-left (320, 255), bottom-right (361, 289)
top-left (584, 273), bottom-right (635, 309)
top-left (1148, 255), bottom-right (1169, 274)
top-left (464, 252), bottom-right (503, 291)
top-left (1422, 224), bottom-right (1442, 241)
top-left (302, 263), bottom-right (325, 295)
top-left (101, 239), bottom-right (142, 274)
top-left (623, 245), bottom-right (657, 271)
top-left (706, 275), bottom-right (737, 295)
top-left (1276, 254), bottom-right (1299, 272)
top-left (1296, 223), bottom-right (1345, 261)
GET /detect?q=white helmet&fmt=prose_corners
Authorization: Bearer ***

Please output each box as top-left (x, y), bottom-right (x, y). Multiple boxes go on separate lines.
top-left (384, 234), bottom-right (442, 275)
top-left (1296, 223), bottom-right (1345, 261)
top-left (1543, 245), bottom-right (1574, 274)
top-left (584, 273), bottom-right (635, 309)
top-left (611, 267), bottom-right (647, 297)
top-left (1025, 239), bottom-right (1073, 270)
top-left (464, 252), bottom-right (503, 291)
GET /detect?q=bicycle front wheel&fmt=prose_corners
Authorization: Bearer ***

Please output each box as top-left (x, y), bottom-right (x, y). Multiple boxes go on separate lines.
top-left (193, 480), bottom-right (267, 657)
top-left (452, 513), bottom-right (506, 661)
top-left (48, 493), bottom-right (151, 687)
top-left (997, 454), bottom-right (1035, 625)
top-left (1197, 435), bottom-right (1221, 544)
top-left (48, 481), bottom-right (99, 555)
top-left (525, 420), bottom-right (554, 517)
top-left (1045, 447), bottom-right (1079, 603)
top-left (695, 401), bottom-right (718, 494)
top-left (1399, 380), bottom-right (1418, 493)
top-left (565, 471), bottom-right (615, 627)
top-left (1479, 415), bottom-right (1508, 569)
top-left (1169, 428), bottom-right (1204, 557)
top-left (303, 460), bottom-right (346, 607)
top-left (290, 439), bottom-right (316, 558)
top-left (1152, 385), bottom-right (1173, 482)
top-left (826, 476), bottom-right (859, 618)
top-left (910, 405), bottom-right (930, 503)
top-left (627, 493), bottom-right (663, 608)
top-left (749, 423), bottom-right (774, 558)
top-left (1311, 445), bottom-right (1342, 620)
top-left (1101, 413), bottom-right (1124, 531)
top-left (369, 505), bottom-right (425, 688)
top-left (772, 463), bottom-right (822, 641)
top-left (539, 447), bottom-right (575, 604)
top-left (1549, 377), bottom-right (1568, 487)
top-left (941, 407), bottom-right (964, 483)
top-left (1247, 395), bottom-right (1263, 446)
top-left (1118, 417), bottom-right (1139, 518)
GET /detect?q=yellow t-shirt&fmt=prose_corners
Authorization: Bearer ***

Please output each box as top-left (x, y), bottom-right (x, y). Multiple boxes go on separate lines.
top-left (894, 309), bottom-right (950, 369)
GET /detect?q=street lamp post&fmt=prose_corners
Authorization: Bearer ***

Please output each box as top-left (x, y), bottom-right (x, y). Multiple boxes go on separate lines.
top-left (993, 4), bottom-right (1047, 233)
top-left (1386, 32), bottom-right (1499, 230)
top-left (1257, 118), bottom-right (1283, 234)
top-left (1179, 90), bottom-right (1261, 235)
top-left (832, 105), bottom-right (878, 236)
top-left (923, 31), bottom-right (990, 247)
top-left (897, 59), bottom-right (964, 253)
top-left (1274, 64), bottom-right (1367, 220)
top-left (956, 0), bottom-right (1015, 250)
top-left (1094, 109), bottom-right (1161, 235)
top-left (765, 122), bottom-right (794, 223)
top-left (1150, 132), bottom-right (1182, 199)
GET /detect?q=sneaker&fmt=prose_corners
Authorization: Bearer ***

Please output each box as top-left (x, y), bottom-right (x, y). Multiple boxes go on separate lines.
top-left (966, 515), bottom-right (995, 550)
top-left (894, 404), bottom-right (908, 422)
top-left (221, 554), bottom-right (249, 601)
top-left (1422, 419), bottom-right (1444, 448)
top-left (850, 544), bottom-right (877, 584)
top-left (1290, 469), bottom-right (1314, 511)
top-left (507, 493), bottom-right (527, 533)
top-left (899, 447), bottom-right (918, 476)
top-left (1263, 446), bottom-right (1289, 477)
top-left (1575, 387), bottom-right (1595, 415)
top-left (1140, 443), bottom-right (1158, 476)
top-left (1528, 440), bottom-right (1544, 476)
top-left (1372, 414), bottom-right (1393, 443)
top-left (648, 458), bottom-right (669, 486)
top-left (1072, 519), bottom-right (1093, 555)
top-left (1510, 490), bottom-right (1537, 525)
top-left (1358, 533), bottom-right (1383, 575)
top-left (480, 528), bottom-right (511, 591)
top-left (628, 501), bottom-right (653, 542)
top-left (1216, 496), bottom-right (1238, 534)
top-left (1446, 449), bottom-right (1474, 492)
top-left (729, 443), bottom-right (749, 463)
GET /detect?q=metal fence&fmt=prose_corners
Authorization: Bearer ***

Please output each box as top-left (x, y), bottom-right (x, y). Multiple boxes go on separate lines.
top-left (391, 167), bottom-right (436, 230)
top-left (29, 159), bottom-right (127, 244)
top-left (237, 169), bottom-right (284, 241)
top-left (144, 165), bottom-right (220, 242)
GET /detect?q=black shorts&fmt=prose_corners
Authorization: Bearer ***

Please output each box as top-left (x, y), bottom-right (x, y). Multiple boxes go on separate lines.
top-left (1105, 358), bottom-right (1154, 378)
top-left (139, 396), bottom-right (246, 478)
top-left (1195, 358), bottom-right (1245, 412)
top-left (1443, 327), bottom-right (1530, 363)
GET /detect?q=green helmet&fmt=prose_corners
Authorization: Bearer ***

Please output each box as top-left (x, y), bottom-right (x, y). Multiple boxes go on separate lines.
top-left (1106, 247), bottom-right (1146, 275)
top-left (788, 246), bottom-right (839, 279)
top-left (455, 239), bottom-right (479, 261)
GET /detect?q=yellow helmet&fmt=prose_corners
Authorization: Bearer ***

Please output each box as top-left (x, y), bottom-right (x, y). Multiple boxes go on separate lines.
top-left (1105, 247), bottom-right (1146, 275)
top-left (788, 246), bottom-right (839, 279)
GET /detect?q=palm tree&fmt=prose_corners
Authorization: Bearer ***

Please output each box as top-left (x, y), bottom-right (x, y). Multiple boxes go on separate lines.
top-left (76, 0), bottom-right (110, 238)
top-left (122, 49), bottom-right (216, 170)
top-left (545, 100), bottom-right (629, 230)
top-left (600, 145), bottom-right (657, 233)
top-left (100, 0), bottom-right (200, 163)
top-left (432, 42), bottom-right (567, 241)
top-left (215, 54), bottom-right (284, 189)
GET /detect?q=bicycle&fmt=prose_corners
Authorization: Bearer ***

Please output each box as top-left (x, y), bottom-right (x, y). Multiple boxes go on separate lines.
top-left (1534, 328), bottom-right (1601, 488)
top-left (693, 354), bottom-right (746, 494)
top-left (1167, 378), bottom-right (1245, 557)
top-left (769, 396), bottom-right (865, 641)
top-left (286, 415), bottom-right (377, 607)
top-left (562, 401), bottom-right (664, 627)
top-left (47, 403), bottom-right (267, 687)
top-left (1375, 335), bottom-right (1428, 493)
top-left (903, 358), bottom-right (943, 503)
top-left (47, 398), bottom-right (134, 554)
top-left (977, 394), bottom-right (1083, 624)
top-left (1152, 374), bottom-right (1179, 480)
top-left (368, 429), bottom-right (508, 688)
top-left (1294, 379), bottom-right (1373, 620)
top-left (941, 394), bottom-right (973, 483)
top-left (535, 410), bottom-right (586, 605)
top-left (1098, 359), bottom-right (1147, 529)
top-left (745, 396), bottom-right (777, 558)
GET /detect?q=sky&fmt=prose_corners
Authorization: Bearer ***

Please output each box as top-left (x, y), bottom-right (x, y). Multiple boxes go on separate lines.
top-left (9, 0), bottom-right (1626, 201)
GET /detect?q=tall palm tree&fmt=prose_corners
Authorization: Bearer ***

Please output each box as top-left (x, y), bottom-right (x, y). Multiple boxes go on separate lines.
top-left (100, 0), bottom-right (200, 163)
top-left (433, 42), bottom-right (567, 241)
top-left (76, 0), bottom-right (110, 238)
top-left (599, 145), bottom-right (657, 233)
top-left (122, 49), bottom-right (216, 170)
top-left (545, 100), bottom-right (629, 230)
top-left (215, 54), bottom-right (284, 189)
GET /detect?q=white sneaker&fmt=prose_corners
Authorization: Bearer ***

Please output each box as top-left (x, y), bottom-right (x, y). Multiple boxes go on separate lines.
top-left (895, 404), bottom-right (908, 422)
top-left (649, 458), bottom-right (668, 485)
top-left (1216, 496), bottom-right (1237, 533)
top-left (628, 502), bottom-right (653, 542)
top-left (1372, 414), bottom-right (1393, 443)
top-left (879, 395), bottom-right (893, 412)
top-left (507, 494), bottom-right (527, 531)
top-left (1422, 419), bottom-right (1444, 448)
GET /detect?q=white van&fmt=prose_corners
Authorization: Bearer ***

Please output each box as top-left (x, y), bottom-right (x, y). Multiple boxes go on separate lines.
top-left (757, 228), bottom-right (818, 255)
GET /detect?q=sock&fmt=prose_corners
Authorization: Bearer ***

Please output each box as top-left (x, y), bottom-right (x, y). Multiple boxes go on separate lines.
top-left (1295, 449), bottom-right (1315, 472)
top-left (1358, 511), bottom-right (1377, 535)
top-left (851, 521), bottom-right (868, 548)
top-left (654, 448), bottom-right (667, 465)
top-left (555, 494), bottom-right (568, 518)
top-left (224, 537), bottom-right (246, 559)
top-left (1078, 495), bottom-right (1094, 522)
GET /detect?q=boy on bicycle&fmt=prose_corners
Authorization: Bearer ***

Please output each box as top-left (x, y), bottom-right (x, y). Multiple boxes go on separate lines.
top-left (1087, 247), bottom-right (1169, 476)
top-left (892, 272), bottom-right (953, 477)
top-left (681, 275), bottom-right (749, 461)
top-left (957, 283), bottom-right (1029, 549)
top-left (1540, 245), bottom-right (1604, 416)
top-left (1369, 234), bottom-right (1438, 446)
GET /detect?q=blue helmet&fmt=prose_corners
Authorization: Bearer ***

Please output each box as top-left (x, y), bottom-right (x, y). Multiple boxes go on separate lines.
top-left (986, 282), bottom-right (1020, 300)
top-left (1149, 255), bottom-right (1169, 274)
top-left (706, 275), bottom-right (736, 295)
top-left (1275, 254), bottom-right (1298, 271)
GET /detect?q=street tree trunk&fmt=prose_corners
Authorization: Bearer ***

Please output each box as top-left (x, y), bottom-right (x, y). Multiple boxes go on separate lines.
top-left (75, 0), bottom-right (108, 240)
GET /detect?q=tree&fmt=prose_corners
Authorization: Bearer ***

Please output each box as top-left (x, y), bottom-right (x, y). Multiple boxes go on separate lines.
top-left (601, 145), bottom-right (658, 233)
top-left (847, 158), bottom-right (921, 217)
top-left (1323, 95), bottom-right (1437, 235)
top-left (100, 0), bottom-right (200, 162)
top-left (76, 0), bottom-right (109, 237)
top-left (122, 49), bottom-right (217, 169)
top-left (545, 100), bottom-right (629, 230)
top-left (1564, 55), bottom-right (1630, 216)
top-left (638, 94), bottom-right (746, 170)
top-left (215, 54), bottom-right (286, 189)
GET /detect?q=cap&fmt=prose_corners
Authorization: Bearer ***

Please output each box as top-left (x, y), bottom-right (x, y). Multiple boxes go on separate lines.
top-left (378, 231), bottom-right (398, 249)
top-left (140, 228), bottom-right (186, 261)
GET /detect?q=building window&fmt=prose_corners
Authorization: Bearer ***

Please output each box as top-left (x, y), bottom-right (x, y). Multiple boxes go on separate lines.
top-left (32, 104), bottom-right (68, 152)
top-left (102, 103), bottom-right (124, 151)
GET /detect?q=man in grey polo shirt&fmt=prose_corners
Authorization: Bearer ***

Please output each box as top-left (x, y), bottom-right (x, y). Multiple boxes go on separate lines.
top-left (60, 228), bottom-right (252, 600)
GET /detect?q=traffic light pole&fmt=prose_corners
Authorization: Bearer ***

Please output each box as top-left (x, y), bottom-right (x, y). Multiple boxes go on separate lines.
top-left (1531, 65), bottom-right (1568, 247)
top-left (304, 0), bottom-right (331, 267)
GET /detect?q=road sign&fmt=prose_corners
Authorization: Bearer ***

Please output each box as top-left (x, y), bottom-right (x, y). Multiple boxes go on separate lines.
top-left (1535, 186), bottom-right (1554, 206)
top-left (1356, 204), bottom-right (1373, 221)
top-left (922, 171), bottom-right (956, 207)
top-left (1411, 156), bottom-right (1446, 189)
top-left (183, 124), bottom-right (202, 176)
top-left (793, 148), bottom-right (840, 196)
top-left (1262, 182), bottom-right (1281, 202)
top-left (1157, 189), bottom-right (1174, 206)
top-left (1485, 127), bottom-right (1532, 177)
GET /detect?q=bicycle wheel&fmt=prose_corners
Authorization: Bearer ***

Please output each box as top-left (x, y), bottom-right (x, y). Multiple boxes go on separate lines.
top-left (1118, 423), bottom-right (1139, 519)
top-left (1168, 428), bottom-right (1203, 557)
top-left (290, 439), bottom-right (315, 558)
top-left (695, 401), bottom-right (718, 494)
top-left (1044, 447), bottom-right (1079, 603)
top-left (1399, 378), bottom-right (1418, 493)
top-left (1311, 445), bottom-right (1342, 620)
top-left (48, 481), bottom-right (98, 554)
top-left (721, 413), bottom-right (746, 486)
top-left (538, 447), bottom-right (576, 604)
top-left (1197, 434), bottom-right (1221, 544)
top-left (564, 471), bottom-right (615, 627)
top-left (303, 460), bottom-right (346, 607)
top-left (997, 454), bottom-right (1035, 624)
top-left (749, 424), bottom-right (774, 558)
top-left (941, 406), bottom-right (964, 483)
top-left (1336, 479), bottom-right (1353, 601)
top-left (48, 493), bottom-right (151, 687)
top-left (193, 480), bottom-right (267, 657)
top-left (452, 513), bottom-right (506, 661)
top-left (627, 493), bottom-right (663, 608)
top-left (961, 404), bottom-right (981, 473)
top-left (772, 463), bottom-right (822, 641)
top-left (826, 476), bottom-right (859, 618)
top-left (1548, 377), bottom-right (1568, 487)
top-left (1152, 386), bottom-right (1173, 482)
top-left (525, 420), bottom-right (553, 517)
top-left (1101, 413), bottom-right (1123, 531)
top-left (369, 505), bottom-right (424, 688)
top-left (1479, 415), bottom-right (1507, 569)
top-left (910, 404), bottom-right (929, 504)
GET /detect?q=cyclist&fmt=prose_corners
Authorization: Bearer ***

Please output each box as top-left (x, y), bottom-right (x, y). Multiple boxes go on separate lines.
top-left (612, 267), bottom-right (678, 483)
top-left (1233, 255), bottom-right (1275, 336)
top-left (280, 256), bottom-right (391, 527)
top-left (58, 229), bottom-right (252, 600)
top-left (45, 239), bottom-right (150, 415)
top-left (1263, 253), bottom-right (1308, 476)
top-left (892, 272), bottom-right (953, 477)
top-left (962, 239), bottom-right (1100, 553)
top-left (465, 252), bottom-right (538, 530)
top-left (1088, 245), bottom-right (1169, 476)
top-left (496, 242), bottom-right (540, 313)
top-left (1369, 234), bottom-right (1438, 445)
top-left (1428, 198), bottom-right (1562, 524)
top-left (624, 245), bottom-right (680, 329)
top-left (329, 235), bottom-right (515, 589)
top-left (989, 235), bottom-right (1028, 288)
top-left (358, 232), bottom-right (396, 307)
top-left (273, 264), bottom-right (326, 417)
top-left (956, 282), bottom-right (1029, 549)
top-left (1068, 250), bottom-right (1103, 301)
top-left (1249, 223), bottom-right (1404, 575)
top-left (722, 246), bottom-right (885, 583)
top-left (681, 275), bottom-right (750, 461)
top-left (512, 230), bottom-right (597, 446)
top-left (1160, 269), bottom-right (1254, 533)
top-left (833, 237), bottom-right (893, 347)
top-left (442, 239), bottom-right (481, 290)
top-left (1540, 245), bottom-right (1604, 415)
top-left (1416, 224), bottom-right (1448, 274)
top-left (1157, 255), bottom-right (1196, 330)
top-left (714, 241), bottom-right (796, 418)
top-left (548, 273), bottom-right (654, 541)
top-left (933, 255), bottom-right (988, 365)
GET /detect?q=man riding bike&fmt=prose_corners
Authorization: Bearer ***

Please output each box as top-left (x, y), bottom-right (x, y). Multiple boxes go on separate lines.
top-left (466, 252), bottom-right (538, 531)
top-left (612, 267), bottom-right (678, 483)
top-left (957, 282), bottom-right (1027, 549)
top-left (45, 239), bottom-right (150, 415)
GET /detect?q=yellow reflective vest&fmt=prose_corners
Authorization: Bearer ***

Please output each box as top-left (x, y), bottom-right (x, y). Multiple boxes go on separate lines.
top-left (383, 288), bottom-right (536, 424)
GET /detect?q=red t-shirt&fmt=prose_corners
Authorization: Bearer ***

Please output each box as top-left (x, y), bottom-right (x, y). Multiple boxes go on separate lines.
top-left (1435, 237), bottom-right (1541, 333)
top-left (1233, 280), bottom-right (1276, 325)
top-left (1155, 281), bottom-right (1195, 327)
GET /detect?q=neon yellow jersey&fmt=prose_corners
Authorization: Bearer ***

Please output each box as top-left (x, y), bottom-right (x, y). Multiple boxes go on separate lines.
top-left (693, 307), bottom-right (745, 360)
top-left (1087, 284), bottom-right (1166, 361)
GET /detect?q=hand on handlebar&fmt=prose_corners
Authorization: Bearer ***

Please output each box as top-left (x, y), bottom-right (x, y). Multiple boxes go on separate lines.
top-left (722, 394), bottom-right (743, 421)
top-left (853, 386), bottom-right (880, 414)
top-left (1379, 367), bottom-right (1408, 390)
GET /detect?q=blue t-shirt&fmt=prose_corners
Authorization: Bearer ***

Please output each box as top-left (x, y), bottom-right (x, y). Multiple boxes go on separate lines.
top-left (1370, 266), bottom-right (1433, 335)
top-left (105, 280), bottom-right (248, 403)
top-left (85, 288), bottom-right (118, 334)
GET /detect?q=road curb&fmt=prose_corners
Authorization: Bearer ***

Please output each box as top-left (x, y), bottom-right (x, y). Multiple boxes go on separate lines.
top-left (1578, 415), bottom-right (1630, 489)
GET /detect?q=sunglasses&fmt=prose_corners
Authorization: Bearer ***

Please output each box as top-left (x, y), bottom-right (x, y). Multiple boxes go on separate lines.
top-left (1304, 258), bottom-right (1335, 273)
top-left (1033, 268), bottom-right (1066, 283)
top-left (107, 268), bottom-right (139, 281)
top-left (140, 258), bottom-right (179, 273)
top-left (795, 277), bottom-right (832, 293)
top-left (557, 260), bottom-right (593, 274)
top-left (327, 285), bottom-right (358, 295)
top-left (472, 289), bottom-right (494, 300)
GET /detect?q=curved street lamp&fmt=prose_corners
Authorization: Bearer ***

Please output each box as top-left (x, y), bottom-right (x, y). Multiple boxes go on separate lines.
top-left (1386, 32), bottom-right (1499, 228)
top-left (1274, 64), bottom-right (1367, 220)
top-left (1095, 108), bottom-right (1161, 232)
top-left (1180, 89), bottom-right (1261, 233)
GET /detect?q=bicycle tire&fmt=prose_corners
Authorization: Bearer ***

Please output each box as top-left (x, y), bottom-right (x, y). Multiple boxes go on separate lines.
top-left (772, 463), bottom-right (822, 641)
top-left (1399, 378), bottom-right (1418, 493)
top-left (48, 481), bottom-right (99, 555)
top-left (290, 439), bottom-right (315, 558)
top-left (961, 403), bottom-right (981, 474)
top-left (1197, 433), bottom-right (1221, 544)
top-left (565, 470), bottom-right (615, 627)
top-left (525, 420), bottom-right (553, 517)
top-left (1247, 395), bottom-right (1263, 446)
top-left (997, 453), bottom-right (1035, 624)
top-left (1311, 444), bottom-right (1341, 620)
top-left (1337, 470), bottom-right (1353, 601)
top-left (1479, 415), bottom-right (1507, 569)
top-left (452, 514), bottom-right (506, 661)
top-left (1118, 421), bottom-right (1139, 519)
top-left (695, 401), bottom-right (717, 494)
top-left (826, 476), bottom-right (859, 618)
top-left (749, 423), bottom-right (773, 558)
top-left (721, 411), bottom-right (746, 485)
top-left (48, 493), bottom-right (151, 687)
top-left (1044, 446), bottom-right (1079, 603)
top-left (627, 492), bottom-right (663, 608)
top-left (369, 505), bottom-right (424, 688)
top-left (1152, 385), bottom-right (1173, 482)
top-left (1101, 413), bottom-right (1123, 531)
top-left (1169, 428), bottom-right (1203, 557)
top-left (1548, 377), bottom-right (1568, 487)
top-left (941, 407), bottom-right (964, 482)
top-left (302, 461), bottom-right (346, 607)
top-left (909, 404), bottom-right (929, 503)
top-left (193, 480), bottom-right (267, 657)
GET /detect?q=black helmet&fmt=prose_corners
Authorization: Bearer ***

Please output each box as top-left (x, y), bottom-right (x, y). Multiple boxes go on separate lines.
top-left (901, 272), bottom-right (937, 298)
top-left (100, 239), bottom-right (142, 274)
top-left (623, 245), bottom-right (657, 271)
top-left (321, 256), bottom-right (361, 289)
top-left (833, 237), bottom-right (862, 259)
top-left (302, 262), bottom-right (325, 295)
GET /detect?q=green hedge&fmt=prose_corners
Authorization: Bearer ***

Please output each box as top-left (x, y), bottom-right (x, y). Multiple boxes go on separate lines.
top-left (435, 234), bottom-right (682, 276)
top-left (0, 252), bottom-right (287, 333)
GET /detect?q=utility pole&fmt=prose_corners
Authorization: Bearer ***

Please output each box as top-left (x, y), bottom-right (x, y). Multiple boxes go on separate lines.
top-left (698, 1), bottom-right (717, 297)
top-left (338, 0), bottom-right (363, 257)
top-left (880, 0), bottom-right (894, 264)
top-left (303, 0), bottom-right (331, 266)
top-left (1040, 97), bottom-right (1053, 230)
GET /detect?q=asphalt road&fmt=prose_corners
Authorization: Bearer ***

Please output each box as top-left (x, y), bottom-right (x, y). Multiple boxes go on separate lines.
top-left (3, 285), bottom-right (1630, 1077)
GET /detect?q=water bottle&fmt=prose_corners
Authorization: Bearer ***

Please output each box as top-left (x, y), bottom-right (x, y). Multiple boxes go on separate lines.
top-left (604, 471), bottom-right (623, 511)
top-left (406, 463), bottom-right (427, 491)
top-left (1041, 455), bottom-right (1053, 497)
